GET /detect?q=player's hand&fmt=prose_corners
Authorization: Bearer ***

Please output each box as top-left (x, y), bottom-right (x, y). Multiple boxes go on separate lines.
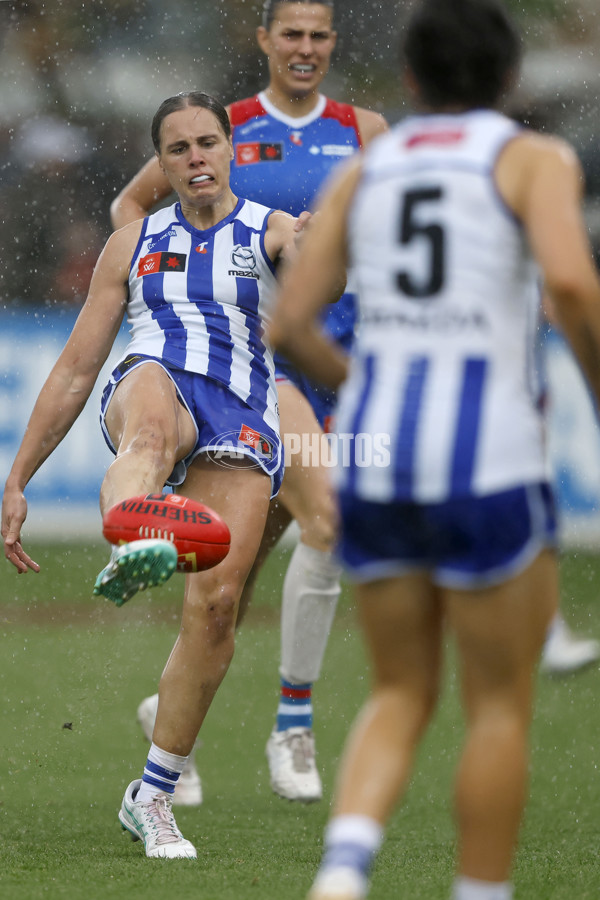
top-left (1, 488), bottom-right (40, 574)
top-left (294, 210), bottom-right (313, 236)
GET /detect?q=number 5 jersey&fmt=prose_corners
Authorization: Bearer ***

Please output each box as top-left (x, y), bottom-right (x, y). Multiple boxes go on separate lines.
top-left (337, 110), bottom-right (548, 504)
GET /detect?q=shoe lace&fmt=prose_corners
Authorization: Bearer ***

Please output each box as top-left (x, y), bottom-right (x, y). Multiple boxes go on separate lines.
top-left (144, 794), bottom-right (182, 845)
top-left (287, 731), bottom-right (314, 774)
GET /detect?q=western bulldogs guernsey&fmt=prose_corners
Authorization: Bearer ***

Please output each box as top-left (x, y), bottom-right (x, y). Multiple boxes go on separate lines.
top-left (123, 198), bottom-right (279, 434)
top-left (229, 91), bottom-right (361, 346)
top-left (337, 110), bottom-right (549, 505)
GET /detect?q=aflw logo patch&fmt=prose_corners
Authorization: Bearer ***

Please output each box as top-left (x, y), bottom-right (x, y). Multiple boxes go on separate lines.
top-left (137, 252), bottom-right (187, 276)
top-left (236, 142), bottom-right (283, 166)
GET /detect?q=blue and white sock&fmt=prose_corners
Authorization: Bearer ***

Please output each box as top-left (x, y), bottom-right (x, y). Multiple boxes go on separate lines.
top-left (313, 815), bottom-right (383, 895)
top-left (276, 678), bottom-right (313, 731)
top-left (135, 742), bottom-right (188, 803)
top-left (452, 876), bottom-right (513, 900)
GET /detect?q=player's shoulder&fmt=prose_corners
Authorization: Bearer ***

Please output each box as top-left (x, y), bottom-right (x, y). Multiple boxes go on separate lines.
top-left (500, 129), bottom-right (582, 179)
top-left (353, 107), bottom-right (389, 146)
top-left (105, 219), bottom-right (144, 259)
top-left (227, 95), bottom-right (265, 127)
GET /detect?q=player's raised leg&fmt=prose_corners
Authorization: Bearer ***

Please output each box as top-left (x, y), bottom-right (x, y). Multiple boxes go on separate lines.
top-left (95, 361), bottom-right (197, 606)
top-left (266, 382), bottom-right (341, 802)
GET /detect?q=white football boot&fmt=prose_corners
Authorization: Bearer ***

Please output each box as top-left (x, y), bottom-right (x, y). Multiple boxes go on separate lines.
top-left (541, 613), bottom-right (600, 674)
top-left (137, 694), bottom-right (203, 806)
top-left (93, 539), bottom-right (177, 607)
top-left (118, 779), bottom-right (197, 859)
top-left (266, 727), bottom-right (322, 802)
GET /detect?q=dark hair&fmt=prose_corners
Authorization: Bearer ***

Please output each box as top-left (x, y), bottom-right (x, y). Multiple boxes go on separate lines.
top-left (151, 91), bottom-right (231, 152)
top-left (402, 0), bottom-right (521, 109)
top-left (262, 0), bottom-right (334, 30)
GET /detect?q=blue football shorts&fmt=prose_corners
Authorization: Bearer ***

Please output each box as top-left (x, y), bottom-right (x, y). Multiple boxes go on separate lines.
top-left (337, 481), bottom-right (557, 589)
top-left (99, 355), bottom-right (283, 498)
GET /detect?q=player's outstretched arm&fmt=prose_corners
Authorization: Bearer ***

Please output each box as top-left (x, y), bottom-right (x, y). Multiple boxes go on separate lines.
top-left (2, 222), bottom-right (141, 572)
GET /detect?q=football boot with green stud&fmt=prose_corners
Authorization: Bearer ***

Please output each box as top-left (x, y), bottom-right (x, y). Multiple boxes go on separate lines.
top-left (93, 539), bottom-right (177, 607)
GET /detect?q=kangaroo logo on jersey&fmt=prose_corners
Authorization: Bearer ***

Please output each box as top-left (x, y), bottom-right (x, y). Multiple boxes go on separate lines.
top-left (236, 142), bottom-right (284, 166)
top-left (137, 252), bottom-right (187, 276)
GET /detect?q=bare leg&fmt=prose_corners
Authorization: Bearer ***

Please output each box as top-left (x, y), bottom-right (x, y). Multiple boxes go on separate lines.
top-left (152, 457), bottom-right (271, 755)
top-left (237, 499), bottom-right (292, 626)
top-left (100, 362), bottom-right (197, 513)
top-left (447, 549), bottom-right (558, 882)
top-left (332, 573), bottom-right (443, 821)
top-left (308, 573), bottom-right (443, 898)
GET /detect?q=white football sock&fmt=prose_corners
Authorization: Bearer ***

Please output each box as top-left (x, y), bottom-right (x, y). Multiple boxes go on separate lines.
top-left (452, 876), bottom-right (513, 900)
top-left (280, 542), bottom-right (342, 684)
top-left (313, 815), bottom-right (383, 894)
top-left (136, 742), bottom-right (188, 803)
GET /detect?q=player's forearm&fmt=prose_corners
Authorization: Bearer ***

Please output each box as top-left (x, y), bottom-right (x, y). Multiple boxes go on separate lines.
top-left (276, 322), bottom-right (349, 390)
top-left (549, 281), bottom-right (600, 410)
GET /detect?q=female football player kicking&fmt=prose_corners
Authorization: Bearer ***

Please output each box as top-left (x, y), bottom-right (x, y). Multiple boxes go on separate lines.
top-left (111, 0), bottom-right (388, 806)
top-left (1, 91), bottom-right (311, 859)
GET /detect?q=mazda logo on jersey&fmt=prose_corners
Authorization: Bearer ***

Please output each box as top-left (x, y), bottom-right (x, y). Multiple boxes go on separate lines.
top-left (231, 244), bottom-right (256, 270)
top-left (235, 142), bottom-right (283, 166)
top-left (137, 251), bottom-right (187, 276)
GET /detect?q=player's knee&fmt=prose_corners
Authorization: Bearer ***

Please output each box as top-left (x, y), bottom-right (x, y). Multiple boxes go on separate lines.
top-left (184, 580), bottom-right (239, 644)
top-left (120, 421), bottom-right (178, 472)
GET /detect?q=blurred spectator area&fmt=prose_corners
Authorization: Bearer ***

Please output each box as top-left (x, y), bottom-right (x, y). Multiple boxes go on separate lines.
top-left (0, 0), bottom-right (599, 306)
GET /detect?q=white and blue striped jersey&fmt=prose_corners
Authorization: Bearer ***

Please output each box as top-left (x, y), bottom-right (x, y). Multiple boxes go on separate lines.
top-left (122, 199), bottom-right (279, 432)
top-left (336, 110), bottom-right (548, 503)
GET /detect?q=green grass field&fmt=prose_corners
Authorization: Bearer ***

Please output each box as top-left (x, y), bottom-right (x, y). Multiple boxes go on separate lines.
top-left (1, 543), bottom-right (599, 899)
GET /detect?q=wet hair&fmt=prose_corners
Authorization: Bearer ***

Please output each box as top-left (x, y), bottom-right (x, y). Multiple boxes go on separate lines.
top-left (262, 0), bottom-right (334, 30)
top-left (401, 0), bottom-right (521, 109)
top-left (151, 91), bottom-right (231, 152)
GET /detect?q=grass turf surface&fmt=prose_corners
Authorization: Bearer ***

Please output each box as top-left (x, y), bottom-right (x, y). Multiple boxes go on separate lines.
top-left (0, 543), bottom-right (599, 899)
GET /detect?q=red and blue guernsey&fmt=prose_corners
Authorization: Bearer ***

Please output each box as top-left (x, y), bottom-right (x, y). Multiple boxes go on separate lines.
top-left (123, 198), bottom-right (279, 437)
top-left (229, 91), bottom-right (362, 348)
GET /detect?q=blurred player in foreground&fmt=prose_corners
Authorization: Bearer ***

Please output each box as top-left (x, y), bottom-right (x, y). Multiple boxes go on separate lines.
top-left (2, 91), bottom-right (306, 859)
top-left (111, 0), bottom-right (387, 805)
top-left (271, 0), bottom-right (600, 897)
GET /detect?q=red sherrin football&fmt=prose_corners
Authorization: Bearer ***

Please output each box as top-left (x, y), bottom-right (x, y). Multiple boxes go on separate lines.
top-left (102, 493), bottom-right (231, 573)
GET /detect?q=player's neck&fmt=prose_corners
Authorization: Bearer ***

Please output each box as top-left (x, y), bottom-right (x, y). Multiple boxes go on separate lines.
top-left (263, 85), bottom-right (322, 119)
top-left (178, 190), bottom-right (238, 231)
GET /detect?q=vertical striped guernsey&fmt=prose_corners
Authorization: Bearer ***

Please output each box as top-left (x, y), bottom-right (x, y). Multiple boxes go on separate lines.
top-left (336, 109), bottom-right (548, 503)
top-left (123, 198), bottom-right (280, 436)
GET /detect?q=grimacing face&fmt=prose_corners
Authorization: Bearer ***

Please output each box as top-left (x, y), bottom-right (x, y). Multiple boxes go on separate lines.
top-left (257, 2), bottom-right (337, 100)
top-left (157, 106), bottom-right (234, 207)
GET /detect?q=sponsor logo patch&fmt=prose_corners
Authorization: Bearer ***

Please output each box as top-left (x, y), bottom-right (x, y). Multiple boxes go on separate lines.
top-left (146, 228), bottom-right (177, 251)
top-left (405, 129), bottom-right (465, 149)
top-left (137, 251), bottom-right (187, 276)
top-left (239, 424), bottom-right (274, 459)
top-left (236, 142), bottom-right (284, 165)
